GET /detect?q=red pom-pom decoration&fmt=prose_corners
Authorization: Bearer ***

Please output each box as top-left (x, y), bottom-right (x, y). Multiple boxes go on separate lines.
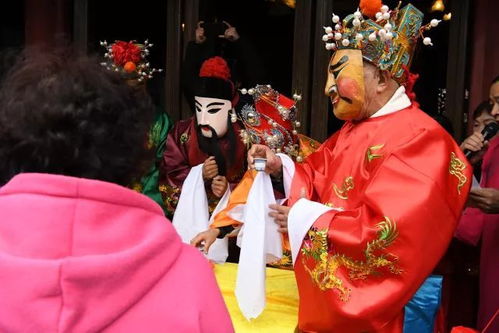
top-left (111, 41), bottom-right (142, 67)
top-left (360, 0), bottom-right (382, 18)
top-left (199, 56), bottom-right (231, 81)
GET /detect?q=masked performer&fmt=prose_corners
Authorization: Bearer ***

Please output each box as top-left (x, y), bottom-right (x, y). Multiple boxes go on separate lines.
top-left (160, 56), bottom-right (246, 262)
top-left (247, 2), bottom-right (472, 332)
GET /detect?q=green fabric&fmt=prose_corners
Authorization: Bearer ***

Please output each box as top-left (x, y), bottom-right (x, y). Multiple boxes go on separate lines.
top-left (139, 110), bottom-right (172, 215)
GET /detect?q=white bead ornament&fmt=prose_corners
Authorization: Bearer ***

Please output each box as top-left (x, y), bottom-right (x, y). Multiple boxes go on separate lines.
top-left (375, 12), bottom-right (382, 20)
top-left (384, 23), bottom-right (392, 31)
top-left (322, 34), bottom-right (329, 42)
top-left (381, 5), bottom-right (389, 13)
top-left (354, 9), bottom-right (362, 19)
top-left (334, 33), bottom-right (342, 40)
top-left (382, 12), bottom-right (391, 20)
top-left (324, 26), bottom-right (333, 34)
top-left (332, 14), bottom-right (340, 23)
top-left (248, 88), bottom-right (255, 95)
top-left (369, 33), bottom-right (377, 41)
top-left (353, 18), bottom-right (361, 27)
top-left (325, 43), bottom-right (336, 50)
top-left (386, 32), bottom-right (393, 40)
top-left (356, 33), bottom-right (364, 41)
top-left (335, 24), bottom-right (341, 30)
top-left (328, 33), bottom-right (334, 39)
top-left (342, 39), bottom-right (350, 47)
top-left (430, 19), bottom-right (441, 27)
top-left (240, 88), bottom-right (247, 94)
top-left (378, 29), bottom-right (387, 36)
top-left (423, 37), bottom-right (433, 46)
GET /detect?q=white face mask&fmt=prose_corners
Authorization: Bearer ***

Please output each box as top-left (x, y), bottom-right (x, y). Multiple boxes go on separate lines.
top-left (195, 96), bottom-right (232, 138)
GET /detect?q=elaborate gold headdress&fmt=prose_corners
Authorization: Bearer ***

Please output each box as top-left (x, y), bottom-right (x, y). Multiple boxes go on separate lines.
top-left (322, 1), bottom-right (441, 83)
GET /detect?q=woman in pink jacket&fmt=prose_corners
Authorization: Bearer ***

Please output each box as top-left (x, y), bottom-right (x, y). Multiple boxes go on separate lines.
top-left (0, 51), bottom-right (233, 333)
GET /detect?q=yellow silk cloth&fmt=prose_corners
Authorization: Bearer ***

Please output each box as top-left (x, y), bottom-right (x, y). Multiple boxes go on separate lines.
top-left (214, 263), bottom-right (299, 332)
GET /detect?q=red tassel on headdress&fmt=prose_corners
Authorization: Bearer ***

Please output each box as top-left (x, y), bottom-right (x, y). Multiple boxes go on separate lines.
top-left (402, 65), bottom-right (419, 105)
top-left (199, 56), bottom-right (231, 81)
top-left (360, 0), bottom-right (383, 18)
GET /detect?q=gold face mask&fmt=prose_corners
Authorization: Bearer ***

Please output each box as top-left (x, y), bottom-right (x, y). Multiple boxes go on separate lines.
top-left (324, 49), bottom-right (365, 121)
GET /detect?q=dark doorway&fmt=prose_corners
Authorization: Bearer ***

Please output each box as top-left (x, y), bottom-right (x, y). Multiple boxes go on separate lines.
top-left (198, 0), bottom-right (295, 96)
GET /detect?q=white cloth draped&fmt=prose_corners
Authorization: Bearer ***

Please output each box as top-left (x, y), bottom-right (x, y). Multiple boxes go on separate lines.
top-left (172, 164), bottom-right (229, 263)
top-left (234, 171), bottom-right (283, 320)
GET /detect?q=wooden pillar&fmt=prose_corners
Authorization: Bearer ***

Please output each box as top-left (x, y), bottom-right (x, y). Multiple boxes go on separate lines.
top-left (165, 0), bottom-right (199, 122)
top-left (445, 0), bottom-right (470, 141)
top-left (309, 0), bottom-right (333, 142)
top-left (73, 0), bottom-right (88, 54)
top-left (291, 0), bottom-right (314, 136)
top-left (165, 0), bottom-right (184, 122)
top-left (25, 0), bottom-right (71, 47)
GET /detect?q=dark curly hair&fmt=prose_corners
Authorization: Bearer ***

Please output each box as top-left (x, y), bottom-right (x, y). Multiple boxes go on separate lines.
top-left (0, 49), bottom-right (154, 186)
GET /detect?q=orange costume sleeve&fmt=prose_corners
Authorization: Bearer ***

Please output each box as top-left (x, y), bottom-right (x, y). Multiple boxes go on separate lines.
top-left (287, 108), bottom-right (472, 332)
top-left (211, 170), bottom-right (257, 229)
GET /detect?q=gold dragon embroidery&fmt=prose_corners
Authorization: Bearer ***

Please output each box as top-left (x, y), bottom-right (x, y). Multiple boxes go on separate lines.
top-left (333, 176), bottom-right (354, 200)
top-left (366, 144), bottom-right (385, 162)
top-left (301, 217), bottom-right (402, 301)
top-left (449, 152), bottom-right (467, 194)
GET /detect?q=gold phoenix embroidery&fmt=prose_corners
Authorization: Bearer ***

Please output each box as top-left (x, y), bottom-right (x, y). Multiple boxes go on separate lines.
top-left (333, 176), bottom-right (354, 199)
top-left (301, 217), bottom-right (402, 301)
top-left (449, 152), bottom-right (467, 194)
top-left (366, 144), bottom-right (385, 162)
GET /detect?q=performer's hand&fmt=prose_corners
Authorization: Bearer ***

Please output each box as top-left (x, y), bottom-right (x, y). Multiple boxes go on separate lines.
top-left (247, 144), bottom-right (283, 177)
top-left (222, 21), bottom-right (239, 41)
top-left (212, 175), bottom-right (228, 198)
top-left (195, 21), bottom-right (206, 44)
top-left (190, 228), bottom-right (220, 254)
top-left (203, 156), bottom-right (218, 180)
top-left (460, 132), bottom-right (488, 164)
top-left (468, 187), bottom-right (499, 214)
top-left (269, 204), bottom-right (290, 233)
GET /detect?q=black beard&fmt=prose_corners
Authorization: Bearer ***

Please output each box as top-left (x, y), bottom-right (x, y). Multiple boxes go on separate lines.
top-left (196, 118), bottom-right (236, 177)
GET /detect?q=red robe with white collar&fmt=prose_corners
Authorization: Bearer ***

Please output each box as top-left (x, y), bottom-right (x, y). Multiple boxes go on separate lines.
top-left (287, 104), bottom-right (471, 332)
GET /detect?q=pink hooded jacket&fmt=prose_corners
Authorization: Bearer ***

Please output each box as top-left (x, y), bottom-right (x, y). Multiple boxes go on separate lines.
top-left (0, 173), bottom-right (234, 333)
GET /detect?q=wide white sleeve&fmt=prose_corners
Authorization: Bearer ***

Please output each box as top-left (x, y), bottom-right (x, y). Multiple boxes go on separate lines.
top-left (288, 198), bottom-right (342, 265)
top-left (276, 153), bottom-right (295, 198)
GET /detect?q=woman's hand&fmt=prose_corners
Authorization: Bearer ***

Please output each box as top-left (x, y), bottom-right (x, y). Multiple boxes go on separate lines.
top-left (195, 21), bottom-right (206, 44)
top-left (468, 187), bottom-right (499, 214)
top-left (190, 228), bottom-right (220, 254)
top-left (460, 132), bottom-right (488, 164)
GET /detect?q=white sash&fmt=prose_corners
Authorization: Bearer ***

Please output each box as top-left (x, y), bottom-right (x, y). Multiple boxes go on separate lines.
top-left (172, 164), bottom-right (229, 263)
